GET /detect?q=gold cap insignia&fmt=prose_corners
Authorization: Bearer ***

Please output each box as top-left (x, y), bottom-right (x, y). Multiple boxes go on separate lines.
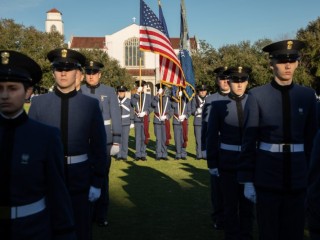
top-left (238, 66), bottom-right (243, 73)
top-left (61, 49), bottom-right (67, 58)
top-left (224, 66), bottom-right (228, 70)
top-left (1, 52), bottom-right (10, 65)
top-left (287, 41), bottom-right (293, 50)
top-left (90, 61), bottom-right (94, 67)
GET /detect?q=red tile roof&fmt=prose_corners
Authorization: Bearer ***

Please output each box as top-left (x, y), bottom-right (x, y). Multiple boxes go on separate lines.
top-left (170, 37), bottom-right (197, 50)
top-left (127, 69), bottom-right (155, 77)
top-left (69, 37), bottom-right (105, 49)
top-left (69, 36), bottom-right (197, 50)
top-left (47, 8), bottom-right (61, 14)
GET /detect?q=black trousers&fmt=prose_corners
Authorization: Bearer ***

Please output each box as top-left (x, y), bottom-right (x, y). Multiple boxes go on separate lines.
top-left (220, 171), bottom-right (254, 240)
top-left (210, 174), bottom-right (224, 226)
top-left (92, 145), bottom-right (111, 222)
top-left (256, 188), bottom-right (305, 240)
top-left (71, 193), bottom-right (91, 240)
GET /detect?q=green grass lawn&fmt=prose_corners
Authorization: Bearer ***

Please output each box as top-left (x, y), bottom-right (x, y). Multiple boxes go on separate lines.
top-left (94, 118), bottom-right (226, 240)
top-left (24, 103), bottom-right (310, 240)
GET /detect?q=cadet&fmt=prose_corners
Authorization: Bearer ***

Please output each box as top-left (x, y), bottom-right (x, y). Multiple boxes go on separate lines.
top-left (29, 48), bottom-right (107, 240)
top-left (207, 66), bottom-right (254, 240)
top-left (202, 66), bottom-right (230, 230)
top-left (75, 67), bottom-right (84, 91)
top-left (191, 84), bottom-right (208, 160)
top-left (116, 85), bottom-right (134, 161)
top-left (238, 40), bottom-right (317, 240)
top-left (81, 60), bottom-right (121, 227)
top-left (0, 50), bottom-right (76, 239)
top-left (307, 130), bottom-right (320, 240)
top-left (151, 83), bottom-right (173, 160)
top-left (171, 90), bottom-right (191, 160)
top-left (131, 80), bottom-right (152, 161)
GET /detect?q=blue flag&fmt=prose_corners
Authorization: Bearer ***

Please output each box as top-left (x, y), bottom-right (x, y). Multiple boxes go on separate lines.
top-left (179, 0), bottom-right (195, 100)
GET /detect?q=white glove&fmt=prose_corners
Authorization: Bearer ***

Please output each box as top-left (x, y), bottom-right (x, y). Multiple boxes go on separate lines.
top-left (178, 91), bottom-right (183, 97)
top-left (138, 111), bottom-right (146, 118)
top-left (137, 86), bottom-right (143, 93)
top-left (244, 182), bottom-right (256, 203)
top-left (130, 123), bottom-right (135, 129)
top-left (88, 186), bottom-right (101, 202)
top-left (201, 150), bottom-right (207, 159)
top-left (209, 168), bottom-right (219, 177)
top-left (178, 114), bottom-right (186, 121)
top-left (158, 88), bottom-right (163, 95)
top-left (160, 115), bottom-right (167, 121)
top-left (196, 108), bottom-right (202, 115)
top-left (110, 144), bottom-right (120, 156)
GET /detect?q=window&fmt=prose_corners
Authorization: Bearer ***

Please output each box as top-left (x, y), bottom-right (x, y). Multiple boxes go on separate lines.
top-left (50, 25), bottom-right (57, 32)
top-left (125, 37), bottom-right (144, 67)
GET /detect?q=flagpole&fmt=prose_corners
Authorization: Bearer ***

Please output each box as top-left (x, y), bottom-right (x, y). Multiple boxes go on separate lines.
top-left (158, 0), bottom-right (162, 116)
top-left (139, 57), bottom-right (142, 113)
top-left (159, 81), bottom-right (163, 115)
top-left (179, 86), bottom-right (182, 116)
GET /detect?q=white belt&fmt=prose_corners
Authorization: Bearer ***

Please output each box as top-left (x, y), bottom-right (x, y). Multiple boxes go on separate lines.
top-left (220, 143), bottom-right (242, 152)
top-left (104, 120), bottom-right (111, 125)
top-left (65, 154), bottom-right (88, 164)
top-left (196, 115), bottom-right (202, 118)
top-left (0, 197), bottom-right (46, 219)
top-left (121, 114), bottom-right (130, 119)
top-left (259, 142), bottom-right (304, 153)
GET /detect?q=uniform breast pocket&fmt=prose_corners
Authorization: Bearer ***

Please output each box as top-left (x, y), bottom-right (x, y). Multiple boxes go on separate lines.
top-left (12, 152), bottom-right (45, 184)
top-left (100, 96), bottom-right (110, 111)
top-left (292, 107), bottom-right (308, 131)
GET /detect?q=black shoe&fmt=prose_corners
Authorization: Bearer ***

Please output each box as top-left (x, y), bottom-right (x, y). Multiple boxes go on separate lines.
top-left (134, 157), bottom-right (140, 161)
top-left (155, 157), bottom-right (161, 160)
top-left (195, 157), bottom-right (201, 160)
top-left (141, 157), bottom-right (147, 161)
top-left (97, 220), bottom-right (109, 227)
top-left (174, 157), bottom-right (180, 160)
top-left (162, 157), bottom-right (168, 160)
top-left (213, 223), bottom-right (224, 230)
top-left (181, 157), bottom-right (187, 160)
top-left (123, 158), bottom-right (127, 161)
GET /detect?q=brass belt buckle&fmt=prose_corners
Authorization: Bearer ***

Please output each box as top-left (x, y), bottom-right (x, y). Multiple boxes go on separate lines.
top-left (0, 206), bottom-right (11, 219)
top-left (282, 144), bottom-right (291, 153)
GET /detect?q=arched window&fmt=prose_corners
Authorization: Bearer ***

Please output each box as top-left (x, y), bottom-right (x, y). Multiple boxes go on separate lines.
top-left (124, 37), bottom-right (144, 67)
top-left (50, 25), bottom-right (57, 32)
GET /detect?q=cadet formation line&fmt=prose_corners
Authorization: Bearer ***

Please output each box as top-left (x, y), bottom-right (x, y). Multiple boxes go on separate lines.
top-left (0, 39), bottom-right (320, 240)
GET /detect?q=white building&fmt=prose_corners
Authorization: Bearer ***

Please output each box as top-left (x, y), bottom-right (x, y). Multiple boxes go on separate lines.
top-left (45, 8), bottom-right (64, 35)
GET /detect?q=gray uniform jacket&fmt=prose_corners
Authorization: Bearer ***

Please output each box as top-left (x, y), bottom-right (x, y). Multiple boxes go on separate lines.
top-left (151, 95), bottom-right (173, 124)
top-left (81, 83), bottom-right (122, 145)
top-left (118, 97), bottom-right (134, 126)
top-left (191, 95), bottom-right (207, 126)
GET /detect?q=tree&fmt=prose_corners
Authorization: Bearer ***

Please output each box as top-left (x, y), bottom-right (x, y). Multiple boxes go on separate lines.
top-left (79, 49), bottom-right (135, 89)
top-left (0, 19), bottom-right (135, 92)
top-left (297, 17), bottom-right (320, 92)
top-left (192, 40), bottom-right (220, 92)
top-left (0, 19), bottom-right (64, 90)
top-left (192, 39), bottom-right (272, 92)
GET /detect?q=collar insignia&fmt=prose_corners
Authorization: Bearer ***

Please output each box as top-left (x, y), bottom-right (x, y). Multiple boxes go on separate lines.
top-left (61, 49), bottom-right (67, 58)
top-left (1, 52), bottom-right (10, 65)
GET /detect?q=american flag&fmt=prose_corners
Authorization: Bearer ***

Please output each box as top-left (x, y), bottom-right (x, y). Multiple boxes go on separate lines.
top-left (140, 0), bottom-right (185, 87)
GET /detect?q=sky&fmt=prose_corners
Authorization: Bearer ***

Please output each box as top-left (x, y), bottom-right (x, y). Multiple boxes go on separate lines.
top-left (1, 0), bottom-right (320, 49)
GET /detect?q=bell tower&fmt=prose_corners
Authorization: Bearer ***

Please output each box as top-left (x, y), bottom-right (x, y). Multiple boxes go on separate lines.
top-left (45, 8), bottom-right (64, 35)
